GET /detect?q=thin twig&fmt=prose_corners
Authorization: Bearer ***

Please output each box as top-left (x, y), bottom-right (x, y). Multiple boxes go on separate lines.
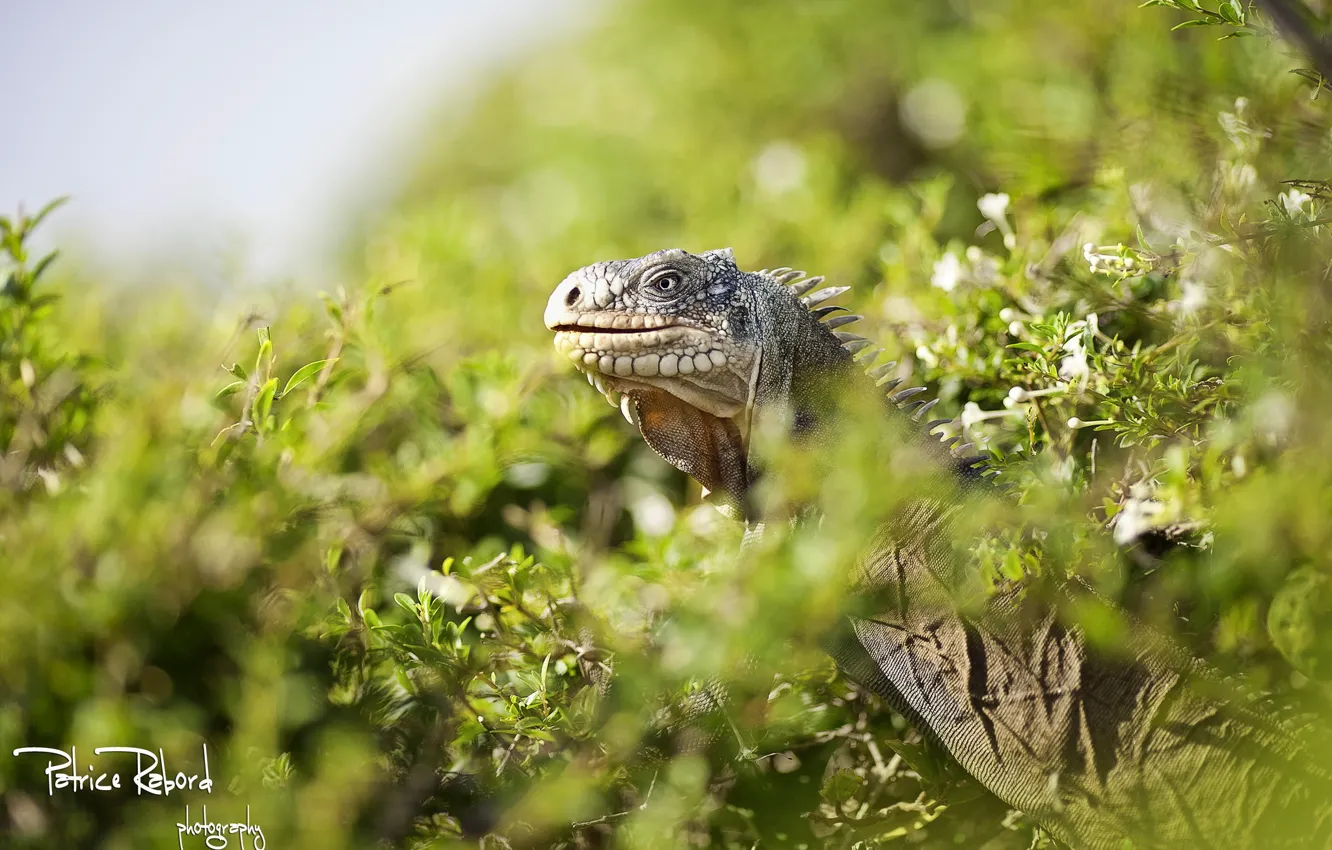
top-left (570, 771), bottom-right (659, 828)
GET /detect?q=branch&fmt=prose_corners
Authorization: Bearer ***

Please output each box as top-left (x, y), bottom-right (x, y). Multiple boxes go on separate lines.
top-left (1254, 0), bottom-right (1332, 82)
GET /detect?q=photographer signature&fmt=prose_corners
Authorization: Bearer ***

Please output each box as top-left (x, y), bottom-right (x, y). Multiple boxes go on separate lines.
top-left (12, 744), bottom-right (267, 848)
top-left (12, 743), bottom-right (214, 796)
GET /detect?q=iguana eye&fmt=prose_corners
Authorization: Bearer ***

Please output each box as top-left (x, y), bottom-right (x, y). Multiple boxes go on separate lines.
top-left (651, 272), bottom-right (681, 293)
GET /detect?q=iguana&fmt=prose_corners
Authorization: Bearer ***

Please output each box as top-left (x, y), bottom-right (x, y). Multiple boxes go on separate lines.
top-left (543, 248), bottom-right (1332, 849)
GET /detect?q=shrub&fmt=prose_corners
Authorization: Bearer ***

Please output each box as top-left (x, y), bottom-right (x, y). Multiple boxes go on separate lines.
top-left (5, 1), bottom-right (1332, 848)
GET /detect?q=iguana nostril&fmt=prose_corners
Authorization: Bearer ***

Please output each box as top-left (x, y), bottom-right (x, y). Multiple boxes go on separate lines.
top-left (565, 285), bottom-right (581, 307)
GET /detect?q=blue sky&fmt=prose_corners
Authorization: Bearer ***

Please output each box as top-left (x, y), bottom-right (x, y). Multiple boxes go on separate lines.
top-left (1, 1), bottom-right (583, 283)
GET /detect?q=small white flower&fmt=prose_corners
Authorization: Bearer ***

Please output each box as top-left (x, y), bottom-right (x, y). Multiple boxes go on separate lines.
top-left (1252, 392), bottom-right (1294, 445)
top-left (900, 78), bottom-right (967, 149)
top-left (960, 401), bottom-right (986, 429)
top-left (1051, 455), bottom-right (1075, 484)
top-left (752, 142), bottom-right (807, 196)
top-left (1226, 162), bottom-right (1258, 193)
top-left (978, 193), bottom-right (1010, 222)
top-left (629, 489), bottom-right (676, 537)
top-left (1280, 188), bottom-right (1312, 215)
top-left (978, 193), bottom-right (1017, 250)
top-left (1058, 336), bottom-right (1088, 383)
top-left (966, 245), bottom-right (1000, 284)
top-left (1174, 279), bottom-right (1208, 316)
top-left (1082, 243), bottom-right (1139, 276)
top-left (931, 251), bottom-right (963, 292)
top-left (1232, 454), bottom-right (1248, 478)
top-left (960, 400), bottom-right (1025, 431)
top-left (1113, 497), bottom-right (1166, 546)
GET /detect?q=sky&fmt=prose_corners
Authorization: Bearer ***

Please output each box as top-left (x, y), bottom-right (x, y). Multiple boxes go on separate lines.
top-left (1, 0), bottom-right (584, 284)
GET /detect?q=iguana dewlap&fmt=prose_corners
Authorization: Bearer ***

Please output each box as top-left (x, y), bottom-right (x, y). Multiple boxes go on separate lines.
top-left (544, 248), bottom-right (1332, 849)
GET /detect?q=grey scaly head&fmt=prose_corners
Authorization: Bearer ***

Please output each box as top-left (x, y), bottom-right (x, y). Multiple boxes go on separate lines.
top-left (544, 247), bottom-right (950, 518)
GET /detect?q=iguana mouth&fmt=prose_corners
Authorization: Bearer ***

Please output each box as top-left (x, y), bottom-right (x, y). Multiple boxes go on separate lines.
top-left (550, 324), bottom-right (658, 334)
top-left (551, 321), bottom-right (733, 379)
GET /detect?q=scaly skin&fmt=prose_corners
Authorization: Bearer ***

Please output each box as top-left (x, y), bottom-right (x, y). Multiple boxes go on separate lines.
top-left (544, 248), bottom-right (1332, 849)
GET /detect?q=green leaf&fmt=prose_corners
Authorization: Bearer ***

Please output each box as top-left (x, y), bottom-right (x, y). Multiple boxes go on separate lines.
top-left (27, 196), bottom-right (70, 234)
top-left (254, 339), bottom-right (273, 375)
top-left (29, 251), bottom-right (59, 284)
top-left (1172, 18), bottom-right (1214, 29)
top-left (215, 380), bottom-right (246, 399)
top-left (211, 422), bottom-right (246, 446)
top-left (394, 592), bottom-right (418, 616)
top-left (252, 378), bottom-right (278, 424)
top-left (225, 362), bottom-right (248, 380)
top-left (319, 291), bottom-right (343, 323)
top-left (281, 359), bottom-right (335, 398)
top-left (821, 769), bottom-right (865, 805)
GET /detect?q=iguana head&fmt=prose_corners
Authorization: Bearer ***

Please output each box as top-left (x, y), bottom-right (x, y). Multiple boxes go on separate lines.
top-left (544, 247), bottom-right (859, 515)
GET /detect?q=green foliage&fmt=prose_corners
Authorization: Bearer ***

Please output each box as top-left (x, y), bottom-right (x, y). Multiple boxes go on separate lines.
top-left (0, 198), bottom-right (97, 501)
top-left (6, 1), bottom-right (1332, 848)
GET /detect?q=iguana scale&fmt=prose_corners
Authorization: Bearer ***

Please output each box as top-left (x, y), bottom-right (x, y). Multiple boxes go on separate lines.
top-left (543, 248), bottom-right (1332, 849)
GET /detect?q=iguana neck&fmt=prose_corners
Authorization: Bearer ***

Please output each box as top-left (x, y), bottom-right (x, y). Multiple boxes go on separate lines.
top-left (741, 279), bottom-right (977, 526)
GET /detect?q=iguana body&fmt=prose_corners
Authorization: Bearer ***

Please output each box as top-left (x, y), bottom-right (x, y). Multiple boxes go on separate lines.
top-left (543, 248), bottom-right (1332, 849)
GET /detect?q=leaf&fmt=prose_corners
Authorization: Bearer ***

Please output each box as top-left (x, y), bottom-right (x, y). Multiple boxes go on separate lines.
top-left (211, 422), bottom-right (247, 446)
top-left (1172, 18), bottom-right (1215, 29)
top-left (214, 380), bottom-right (246, 399)
top-left (24, 197), bottom-right (70, 239)
top-left (820, 769), bottom-right (865, 805)
top-left (281, 359), bottom-right (335, 398)
top-left (394, 592), bottom-right (419, 616)
top-left (29, 251), bottom-right (59, 284)
top-left (252, 378), bottom-right (278, 425)
top-left (226, 362), bottom-right (248, 380)
top-left (254, 339), bottom-right (273, 376)
top-left (1007, 342), bottom-right (1049, 353)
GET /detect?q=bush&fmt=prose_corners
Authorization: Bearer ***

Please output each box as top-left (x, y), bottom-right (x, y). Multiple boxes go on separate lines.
top-left (5, 1), bottom-right (1332, 847)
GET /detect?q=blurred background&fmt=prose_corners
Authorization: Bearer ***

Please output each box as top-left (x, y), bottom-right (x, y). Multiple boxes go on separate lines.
top-left (1, 0), bottom-right (587, 283)
top-left (4, 0), bottom-right (1332, 847)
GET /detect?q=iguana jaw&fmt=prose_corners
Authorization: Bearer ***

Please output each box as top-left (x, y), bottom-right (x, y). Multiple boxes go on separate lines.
top-left (547, 309), bottom-right (761, 510)
top-left (548, 317), bottom-right (758, 422)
